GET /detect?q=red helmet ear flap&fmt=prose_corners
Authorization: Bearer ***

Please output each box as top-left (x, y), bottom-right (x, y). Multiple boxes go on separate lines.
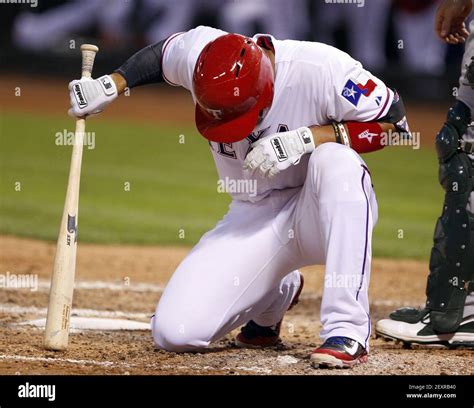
top-left (193, 34), bottom-right (274, 143)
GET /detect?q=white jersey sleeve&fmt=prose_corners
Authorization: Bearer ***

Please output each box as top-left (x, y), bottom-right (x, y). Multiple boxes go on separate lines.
top-left (161, 26), bottom-right (228, 91)
top-left (325, 49), bottom-right (394, 123)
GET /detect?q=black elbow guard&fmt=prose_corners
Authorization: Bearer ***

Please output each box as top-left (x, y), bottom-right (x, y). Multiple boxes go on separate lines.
top-left (379, 90), bottom-right (410, 138)
top-left (115, 39), bottom-right (166, 89)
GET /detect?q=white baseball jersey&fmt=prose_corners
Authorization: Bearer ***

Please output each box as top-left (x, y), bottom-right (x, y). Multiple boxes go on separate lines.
top-left (162, 25), bottom-right (394, 202)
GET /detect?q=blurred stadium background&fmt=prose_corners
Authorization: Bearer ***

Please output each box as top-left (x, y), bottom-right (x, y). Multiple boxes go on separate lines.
top-left (0, 0), bottom-right (469, 259)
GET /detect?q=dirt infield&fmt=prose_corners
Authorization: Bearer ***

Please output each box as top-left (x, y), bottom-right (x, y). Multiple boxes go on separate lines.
top-left (1, 235), bottom-right (472, 375)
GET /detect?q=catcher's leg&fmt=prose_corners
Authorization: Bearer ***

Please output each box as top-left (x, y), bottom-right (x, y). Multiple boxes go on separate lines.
top-left (377, 102), bottom-right (474, 344)
top-left (376, 29), bottom-right (474, 345)
top-left (426, 102), bottom-right (474, 333)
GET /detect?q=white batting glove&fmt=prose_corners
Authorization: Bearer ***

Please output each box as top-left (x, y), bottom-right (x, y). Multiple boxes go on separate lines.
top-left (68, 75), bottom-right (118, 118)
top-left (243, 127), bottom-right (315, 178)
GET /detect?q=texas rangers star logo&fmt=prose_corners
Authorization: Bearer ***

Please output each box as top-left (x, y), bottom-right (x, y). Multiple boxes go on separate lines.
top-left (343, 85), bottom-right (357, 100)
top-left (342, 79), bottom-right (377, 107)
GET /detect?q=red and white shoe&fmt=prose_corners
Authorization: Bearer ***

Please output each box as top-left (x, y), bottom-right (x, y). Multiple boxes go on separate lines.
top-left (235, 273), bottom-right (304, 348)
top-left (310, 336), bottom-right (368, 369)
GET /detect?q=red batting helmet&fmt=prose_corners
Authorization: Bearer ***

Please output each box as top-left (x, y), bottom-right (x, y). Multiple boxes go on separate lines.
top-left (193, 34), bottom-right (274, 143)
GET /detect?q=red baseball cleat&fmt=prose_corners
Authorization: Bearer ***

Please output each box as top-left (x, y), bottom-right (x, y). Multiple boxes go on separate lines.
top-left (310, 336), bottom-right (368, 369)
top-left (235, 273), bottom-right (304, 348)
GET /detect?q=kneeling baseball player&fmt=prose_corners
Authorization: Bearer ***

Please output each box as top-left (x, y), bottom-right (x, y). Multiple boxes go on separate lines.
top-left (69, 26), bottom-right (409, 368)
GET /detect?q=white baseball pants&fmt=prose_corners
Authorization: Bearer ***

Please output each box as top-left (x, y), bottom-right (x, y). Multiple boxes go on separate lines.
top-left (152, 143), bottom-right (378, 352)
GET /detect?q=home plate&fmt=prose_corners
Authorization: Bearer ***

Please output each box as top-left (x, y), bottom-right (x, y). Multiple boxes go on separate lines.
top-left (19, 317), bottom-right (150, 331)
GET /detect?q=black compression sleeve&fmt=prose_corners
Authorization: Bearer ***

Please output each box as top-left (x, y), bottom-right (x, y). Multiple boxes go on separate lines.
top-left (378, 89), bottom-right (411, 137)
top-left (114, 39), bottom-right (166, 89)
top-left (378, 90), bottom-right (406, 124)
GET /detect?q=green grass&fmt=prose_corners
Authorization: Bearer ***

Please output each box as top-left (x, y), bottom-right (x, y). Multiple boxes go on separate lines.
top-left (364, 147), bottom-right (442, 259)
top-left (0, 111), bottom-right (230, 245)
top-left (0, 111), bottom-right (441, 258)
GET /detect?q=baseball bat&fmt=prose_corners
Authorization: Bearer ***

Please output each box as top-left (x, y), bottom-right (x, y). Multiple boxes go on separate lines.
top-left (44, 44), bottom-right (99, 351)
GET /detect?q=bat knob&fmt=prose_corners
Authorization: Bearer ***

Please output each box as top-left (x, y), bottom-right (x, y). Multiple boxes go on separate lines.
top-left (80, 44), bottom-right (99, 53)
top-left (80, 44), bottom-right (99, 79)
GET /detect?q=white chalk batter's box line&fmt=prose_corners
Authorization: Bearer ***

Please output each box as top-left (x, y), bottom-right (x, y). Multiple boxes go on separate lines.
top-left (0, 297), bottom-right (420, 374)
top-left (0, 354), bottom-right (274, 374)
top-left (0, 304), bottom-right (152, 320)
top-left (27, 279), bottom-right (165, 293)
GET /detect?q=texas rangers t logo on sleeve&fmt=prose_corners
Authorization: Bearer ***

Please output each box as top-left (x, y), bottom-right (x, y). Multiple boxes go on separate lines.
top-left (342, 79), bottom-right (377, 107)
